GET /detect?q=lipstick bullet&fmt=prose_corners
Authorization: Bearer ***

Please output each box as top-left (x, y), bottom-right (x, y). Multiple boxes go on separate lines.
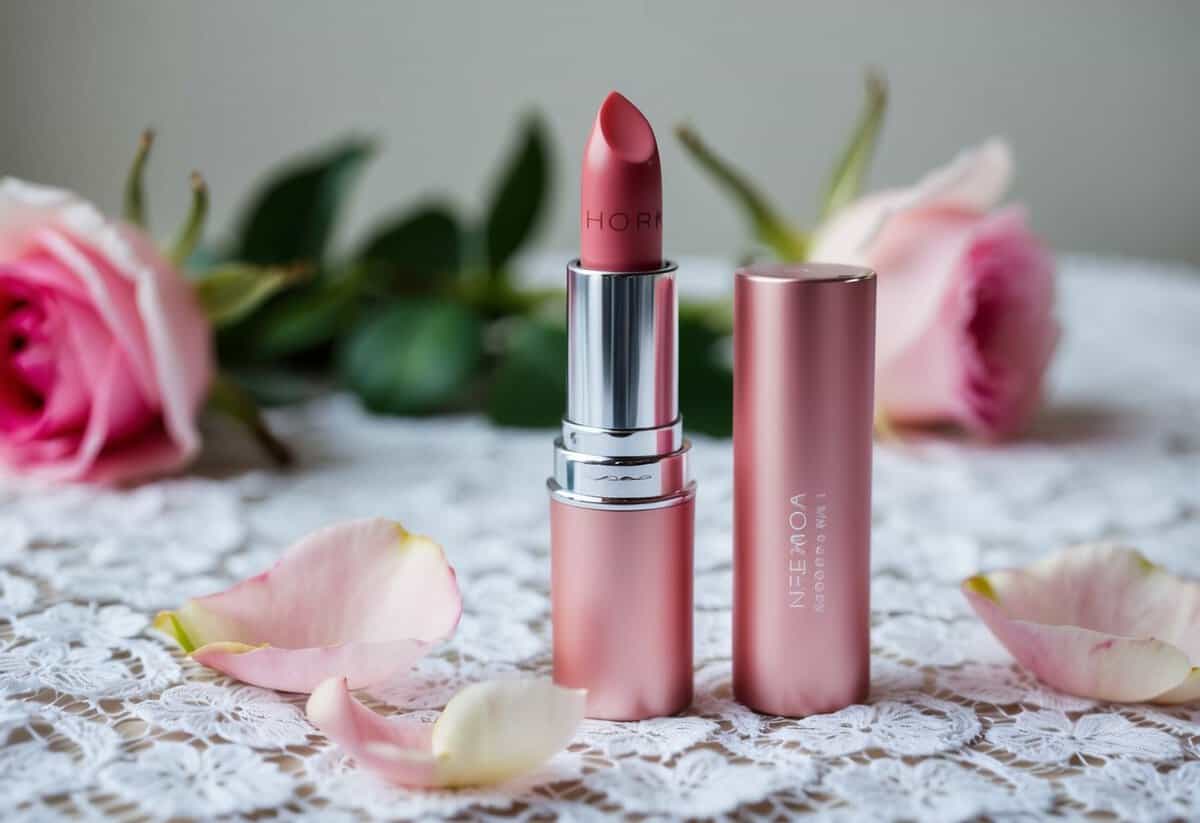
top-left (580, 91), bottom-right (663, 272)
top-left (549, 92), bottom-right (695, 721)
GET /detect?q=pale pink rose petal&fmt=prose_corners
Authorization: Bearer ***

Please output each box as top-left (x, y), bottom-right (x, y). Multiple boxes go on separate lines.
top-left (34, 227), bottom-right (162, 406)
top-left (963, 544), bottom-right (1200, 702)
top-left (873, 207), bottom-right (1058, 435)
top-left (811, 138), bottom-right (1013, 268)
top-left (864, 210), bottom-right (983, 389)
top-left (307, 677), bottom-right (440, 786)
top-left (116, 224), bottom-right (213, 457)
top-left (155, 518), bottom-right (462, 692)
top-left (306, 677), bottom-right (586, 788)
top-left (192, 640), bottom-right (432, 694)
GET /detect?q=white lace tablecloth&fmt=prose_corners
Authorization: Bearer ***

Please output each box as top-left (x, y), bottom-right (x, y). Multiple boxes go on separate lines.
top-left (2, 254), bottom-right (1199, 821)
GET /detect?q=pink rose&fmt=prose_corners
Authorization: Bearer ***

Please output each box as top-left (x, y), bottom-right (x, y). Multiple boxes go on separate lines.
top-left (0, 179), bottom-right (213, 483)
top-left (810, 140), bottom-right (1058, 438)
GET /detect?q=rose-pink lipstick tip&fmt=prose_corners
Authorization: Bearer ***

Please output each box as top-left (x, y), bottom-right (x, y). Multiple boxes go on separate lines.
top-left (597, 91), bottom-right (657, 163)
top-left (580, 91), bottom-right (663, 272)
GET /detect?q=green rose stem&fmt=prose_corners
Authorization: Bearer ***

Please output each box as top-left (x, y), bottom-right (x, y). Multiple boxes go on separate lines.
top-left (675, 124), bottom-right (808, 262)
top-left (676, 69), bottom-right (889, 260)
top-left (171, 171), bottom-right (209, 267)
top-left (123, 129), bottom-right (154, 228)
top-left (820, 69), bottom-right (888, 221)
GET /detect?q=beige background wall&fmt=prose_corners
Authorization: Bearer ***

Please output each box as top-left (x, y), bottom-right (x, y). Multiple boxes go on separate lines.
top-left (2, 1), bottom-right (1198, 264)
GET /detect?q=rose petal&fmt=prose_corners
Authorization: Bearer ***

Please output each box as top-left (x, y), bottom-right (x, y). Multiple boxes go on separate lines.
top-left (1154, 669), bottom-right (1200, 705)
top-left (431, 678), bottom-right (587, 787)
top-left (811, 138), bottom-right (1013, 267)
top-left (963, 585), bottom-right (1191, 702)
top-left (307, 677), bottom-right (438, 787)
top-left (154, 518), bottom-right (461, 692)
top-left (963, 544), bottom-right (1200, 702)
top-left (191, 640), bottom-right (431, 693)
top-left (306, 676), bottom-right (585, 788)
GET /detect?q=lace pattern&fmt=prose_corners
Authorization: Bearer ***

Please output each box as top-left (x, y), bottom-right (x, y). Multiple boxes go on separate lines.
top-left (1, 255), bottom-right (1199, 820)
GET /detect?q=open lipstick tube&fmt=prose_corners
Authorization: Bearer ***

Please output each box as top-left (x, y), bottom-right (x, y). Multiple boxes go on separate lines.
top-left (548, 93), bottom-right (695, 721)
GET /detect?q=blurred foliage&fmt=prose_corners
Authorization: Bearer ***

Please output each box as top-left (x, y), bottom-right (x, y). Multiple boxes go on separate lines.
top-left (207, 113), bottom-right (732, 435)
top-left (233, 139), bottom-right (374, 266)
top-left (486, 317), bottom-right (568, 429)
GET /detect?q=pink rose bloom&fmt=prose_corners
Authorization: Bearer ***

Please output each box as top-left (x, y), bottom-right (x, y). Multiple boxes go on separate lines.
top-left (810, 140), bottom-right (1058, 438)
top-left (0, 179), bottom-right (213, 483)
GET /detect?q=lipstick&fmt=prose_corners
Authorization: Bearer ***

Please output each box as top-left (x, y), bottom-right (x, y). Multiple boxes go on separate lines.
top-left (549, 92), bottom-right (695, 721)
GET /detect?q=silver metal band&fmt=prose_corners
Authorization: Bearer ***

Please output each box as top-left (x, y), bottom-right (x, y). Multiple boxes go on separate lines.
top-left (547, 479), bottom-right (697, 511)
top-left (553, 437), bottom-right (691, 500)
top-left (566, 260), bottom-right (678, 431)
top-left (560, 417), bottom-right (682, 458)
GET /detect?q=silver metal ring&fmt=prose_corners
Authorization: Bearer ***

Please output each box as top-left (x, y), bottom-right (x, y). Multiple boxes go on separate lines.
top-left (553, 438), bottom-right (691, 500)
top-left (560, 418), bottom-right (682, 458)
top-left (548, 479), bottom-right (697, 511)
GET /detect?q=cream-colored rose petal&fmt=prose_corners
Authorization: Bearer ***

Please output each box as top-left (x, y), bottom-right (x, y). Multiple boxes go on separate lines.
top-left (432, 679), bottom-right (587, 788)
top-left (306, 676), bottom-right (585, 789)
top-left (963, 543), bottom-right (1200, 703)
top-left (1154, 669), bottom-right (1200, 705)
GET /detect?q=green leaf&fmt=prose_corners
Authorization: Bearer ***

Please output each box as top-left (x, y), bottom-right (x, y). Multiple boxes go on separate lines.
top-left (207, 372), bottom-right (294, 466)
top-left (482, 115), bottom-right (550, 273)
top-left (358, 204), bottom-right (461, 294)
top-left (170, 172), bottom-right (210, 268)
top-left (218, 272), bottom-right (361, 363)
top-left (233, 138), bottom-right (373, 265)
top-left (486, 318), bottom-right (567, 428)
top-left (676, 124), bottom-right (807, 262)
top-left (193, 263), bottom-right (309, 328)
top-left (678, 308), bottom-right (733, 438)
top-left (338, 300), bottom-right (484, 415)
top-left (820, 69), bottom-right (888, 221)
top-left (123, 129), bottom-right (154, 228)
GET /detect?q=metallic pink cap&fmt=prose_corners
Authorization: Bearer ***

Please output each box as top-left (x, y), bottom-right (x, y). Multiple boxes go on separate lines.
top-left (732, 262), bottom-right (875, 717)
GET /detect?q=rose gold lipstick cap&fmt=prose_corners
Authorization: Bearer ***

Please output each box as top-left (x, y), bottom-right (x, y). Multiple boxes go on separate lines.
top-left (732, 262), bottom-right (875, 717)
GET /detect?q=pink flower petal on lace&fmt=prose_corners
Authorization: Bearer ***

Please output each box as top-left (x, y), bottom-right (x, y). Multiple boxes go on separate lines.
top-left (154, 518), bottom-right (461, 692)
top-left (963, 544), bottom-right (1200, 703)
top-left (306, 677), bottom-right (585, 788)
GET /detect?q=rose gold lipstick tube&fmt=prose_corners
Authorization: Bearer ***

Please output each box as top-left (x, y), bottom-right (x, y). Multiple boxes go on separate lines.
top-left (549, 260), bottom-right (695, 721)
top-left (733, 262), bottom-right (875, 717)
